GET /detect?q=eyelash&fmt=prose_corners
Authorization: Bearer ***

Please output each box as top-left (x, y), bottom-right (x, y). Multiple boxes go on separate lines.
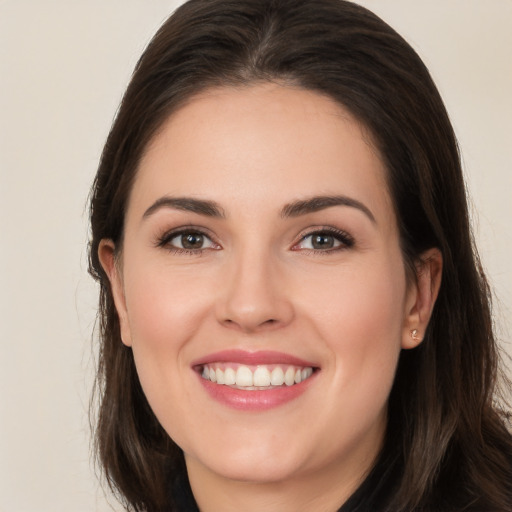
top-left (293, 227), bottom-right (355, 254)
top-left (156, 226), bottom-right (354, 255)
top-left (156, 227), bottom-right (219, 255)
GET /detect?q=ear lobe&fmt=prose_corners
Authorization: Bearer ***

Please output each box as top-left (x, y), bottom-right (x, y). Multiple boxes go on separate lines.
top-left (98, 239), bottom-right (133, 347)
top-left (402, 248), bottom-right (443, 349)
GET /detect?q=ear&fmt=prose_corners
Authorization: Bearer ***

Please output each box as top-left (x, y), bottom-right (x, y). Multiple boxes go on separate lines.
top-left (98, 239), bottom-right (133, 347)
top-left (401, 248), bottom-right (442, 349)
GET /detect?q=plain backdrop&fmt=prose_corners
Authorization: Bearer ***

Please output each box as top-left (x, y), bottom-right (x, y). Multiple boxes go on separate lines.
top-left (1, 1), bottom-right (511, 510)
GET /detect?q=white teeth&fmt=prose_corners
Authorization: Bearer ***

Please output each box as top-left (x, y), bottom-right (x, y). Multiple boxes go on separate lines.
top-left (236, 366), bottom-right (253, 387)
top-left (302, 367), bottom-right (313, 381)
top-left (253, 366), bottom-right (271, 387)
top-left (270, 367), bottom-right (285, 386)
top-left (201, 363), bottom-right (315, 388)
top-left (284, 366), bottom-right (296, 386)
top-left (224, 367), bottom-right (236, 385)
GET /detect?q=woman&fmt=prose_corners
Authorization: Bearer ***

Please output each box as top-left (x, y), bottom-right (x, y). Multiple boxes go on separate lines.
top-left (88, 0), bottom-right (512, 510)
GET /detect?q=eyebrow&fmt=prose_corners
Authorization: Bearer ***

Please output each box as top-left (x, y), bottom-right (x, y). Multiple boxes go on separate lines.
top-left (142, 196), bottom-right (225, 219)
top-left (142, 194), bottom-right (375, 223)
top-left (280, 195), bottom-right (376, 223)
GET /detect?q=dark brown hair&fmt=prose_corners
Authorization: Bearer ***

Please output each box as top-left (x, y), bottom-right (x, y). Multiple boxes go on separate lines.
top-left (88, 1), bottom-right (512, 510)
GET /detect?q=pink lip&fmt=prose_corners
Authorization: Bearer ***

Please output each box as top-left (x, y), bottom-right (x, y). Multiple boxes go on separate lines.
top-left (197, 376), bottom-right (317, 410)
top-left (191, 349), bottom-right (317, 368)
top-left (192, 350), bottom-right (319, 411)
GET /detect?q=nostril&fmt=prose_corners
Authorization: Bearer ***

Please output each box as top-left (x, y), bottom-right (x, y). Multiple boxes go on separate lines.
top-left (221, 316), bottom-right (280, 332)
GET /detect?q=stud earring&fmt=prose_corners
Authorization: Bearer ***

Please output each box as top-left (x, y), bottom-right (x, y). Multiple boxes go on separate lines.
top-left (410, 329), bottom-right (420, 340)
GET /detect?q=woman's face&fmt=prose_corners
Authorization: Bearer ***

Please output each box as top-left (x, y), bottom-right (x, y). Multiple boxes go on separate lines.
top-left (101, 84), bottom-right (436, 494)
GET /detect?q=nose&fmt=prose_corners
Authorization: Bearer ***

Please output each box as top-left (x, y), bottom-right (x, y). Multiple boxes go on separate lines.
top-left (216, 247), bottom-right (294, 333)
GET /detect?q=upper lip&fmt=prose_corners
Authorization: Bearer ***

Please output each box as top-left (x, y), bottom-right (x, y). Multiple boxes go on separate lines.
top-left (191, 349), bottom-right (319, 368)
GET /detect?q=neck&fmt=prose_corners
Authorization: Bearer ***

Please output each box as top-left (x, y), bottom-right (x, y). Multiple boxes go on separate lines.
top-left (185, 449), bottom-right (377, 512)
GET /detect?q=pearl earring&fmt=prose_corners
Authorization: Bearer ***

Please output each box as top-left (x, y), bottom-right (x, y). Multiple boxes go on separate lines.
top-left (410, 329), bottom-right (420, 340)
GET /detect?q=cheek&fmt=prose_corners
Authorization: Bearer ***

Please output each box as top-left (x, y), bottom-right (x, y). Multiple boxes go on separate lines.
top-left (123, 262), bottom-right (211, 348)
top-left (120, 261), bottom-right (214, 415)
top-left (298, 257), bottom-right (407, 393)
top-left (303, 255), bottom-right (406, 333)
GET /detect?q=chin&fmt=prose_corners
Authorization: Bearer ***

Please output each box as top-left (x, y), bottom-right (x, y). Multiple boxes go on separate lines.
top-left (186, 442), bottom-right (308, 484)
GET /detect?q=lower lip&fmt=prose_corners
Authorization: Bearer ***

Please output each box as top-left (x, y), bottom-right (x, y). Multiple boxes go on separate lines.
top-left (197, 372), bottom-right (317, 411)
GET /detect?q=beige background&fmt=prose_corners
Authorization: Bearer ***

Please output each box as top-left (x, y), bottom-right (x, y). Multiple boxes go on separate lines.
top-left (1, 1), bottom-right (510, 510)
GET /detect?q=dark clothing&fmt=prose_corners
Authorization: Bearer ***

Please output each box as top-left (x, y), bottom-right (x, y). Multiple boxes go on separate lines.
top-left (172, 471), bottom-right (199, 512)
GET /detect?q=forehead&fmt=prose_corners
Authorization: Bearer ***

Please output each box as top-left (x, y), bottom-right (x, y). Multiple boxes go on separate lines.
top-left (129, 84), bottom-right (394, 224)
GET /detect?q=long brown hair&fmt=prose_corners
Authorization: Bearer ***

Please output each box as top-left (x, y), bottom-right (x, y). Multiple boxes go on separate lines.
top-left (88, 1), bottom-right (512, 510)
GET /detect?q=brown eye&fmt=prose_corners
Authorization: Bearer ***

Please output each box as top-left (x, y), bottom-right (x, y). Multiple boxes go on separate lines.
top-left (311, 233), bottom-right (335, 249)
top-left (164, 230), bottom-right (218, 252)
top-left (295, 229), bottom-right (354, 252)
top-left (181, 233), bottom-right (205, 249)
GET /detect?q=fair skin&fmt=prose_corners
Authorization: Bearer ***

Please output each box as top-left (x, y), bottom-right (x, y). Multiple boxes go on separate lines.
top-left (99, 84), bottom-right (442, 512)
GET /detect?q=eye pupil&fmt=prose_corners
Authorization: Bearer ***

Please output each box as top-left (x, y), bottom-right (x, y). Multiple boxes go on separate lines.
top-left (312, 234), bottom-right (334, 249)
top-left (182, 233), bottom-right (204, 249)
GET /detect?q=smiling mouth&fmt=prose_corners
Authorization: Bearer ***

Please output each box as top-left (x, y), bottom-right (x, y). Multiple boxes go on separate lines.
top-left (199, 363), bottom-right (316, 390)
